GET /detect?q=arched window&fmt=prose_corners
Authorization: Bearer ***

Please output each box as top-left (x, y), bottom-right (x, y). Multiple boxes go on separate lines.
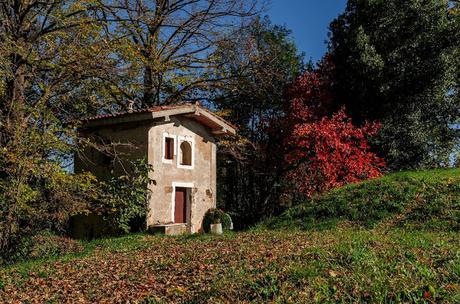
top-left (180, 141), bottom-right (192, 166)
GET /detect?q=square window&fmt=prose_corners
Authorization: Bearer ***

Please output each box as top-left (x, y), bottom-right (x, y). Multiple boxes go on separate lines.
top-left (163, 136), bottom-right (175, 162)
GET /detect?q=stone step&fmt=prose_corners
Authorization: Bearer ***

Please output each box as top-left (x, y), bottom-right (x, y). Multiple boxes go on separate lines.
top-left (148, 224), bottom-right (188, 236)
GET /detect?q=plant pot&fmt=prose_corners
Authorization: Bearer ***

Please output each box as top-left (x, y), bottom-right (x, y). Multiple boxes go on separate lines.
top-left (210, 223), bottom-right (223, 235)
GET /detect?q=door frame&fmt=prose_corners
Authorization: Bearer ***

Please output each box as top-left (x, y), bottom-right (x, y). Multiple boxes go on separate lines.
top-left (171, 182), bottom-right (193, 223)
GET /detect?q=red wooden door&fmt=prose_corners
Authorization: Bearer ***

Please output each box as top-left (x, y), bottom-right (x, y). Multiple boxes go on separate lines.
top-left (174, 187), bottom-right (187, 223)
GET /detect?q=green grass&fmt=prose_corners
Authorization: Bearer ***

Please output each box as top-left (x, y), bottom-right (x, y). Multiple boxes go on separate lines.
top-left (0, 229), bottom-right (459, 303)
top-left (263, 168), bottom-right (460, 231)
top-left (1, 169), bottom-right (459, 303)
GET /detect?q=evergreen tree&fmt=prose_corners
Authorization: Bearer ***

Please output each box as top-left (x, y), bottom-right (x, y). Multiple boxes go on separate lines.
top-left (329, 0), bottom-right (459, 170)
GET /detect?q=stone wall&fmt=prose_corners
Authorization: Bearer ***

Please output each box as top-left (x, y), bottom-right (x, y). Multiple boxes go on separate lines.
top-left (147, 116), bottom-right (217, 233)
top-left (75, 122), bottom-right (150, 180)
top-left (75, 116), bottom-right (217, 233)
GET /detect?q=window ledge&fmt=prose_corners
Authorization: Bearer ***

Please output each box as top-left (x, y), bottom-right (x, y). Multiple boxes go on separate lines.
top-left (177, 164), bottom-right (193, 170)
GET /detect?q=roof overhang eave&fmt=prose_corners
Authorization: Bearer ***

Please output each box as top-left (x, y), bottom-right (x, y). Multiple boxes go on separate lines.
top-left (80, 105), bottom-right (236, 136)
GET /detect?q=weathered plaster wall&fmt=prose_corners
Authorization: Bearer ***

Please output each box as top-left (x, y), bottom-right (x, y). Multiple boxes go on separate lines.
top-left (75, 116), bottom-right (217, 233)
top-left (147, 116), bottom-right (217, 233)
top-left (75, 122), bottom-right (150, 180)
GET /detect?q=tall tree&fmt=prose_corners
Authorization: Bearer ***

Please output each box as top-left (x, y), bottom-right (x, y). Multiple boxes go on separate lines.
top-left (0, 0), bottom-right (113, 255)
top-left (97, 0), bottom-right (260, 108)
top-left (328, 0), bottom-right (460, 170)
top-left (213, 16), bottom-right (304, 142)
top-left (213, 16), bottom-right (304, 227)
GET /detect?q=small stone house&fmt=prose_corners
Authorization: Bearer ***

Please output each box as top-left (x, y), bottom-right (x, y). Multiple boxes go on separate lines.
top-left (75, 103), bottom-right (236, 234)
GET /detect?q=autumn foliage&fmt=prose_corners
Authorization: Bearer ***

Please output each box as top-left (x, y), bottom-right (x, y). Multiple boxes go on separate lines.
top-left (281, 59), bottom-right (385, 197)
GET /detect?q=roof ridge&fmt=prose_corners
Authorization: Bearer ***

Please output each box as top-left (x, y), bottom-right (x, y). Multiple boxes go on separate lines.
top-left (82, 103), bottom-right (195, 122)
top-left (80, 102), bottom-right (237, 135)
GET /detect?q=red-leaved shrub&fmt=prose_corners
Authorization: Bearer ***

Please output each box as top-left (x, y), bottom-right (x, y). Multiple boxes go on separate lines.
top-left (279, 57), bottom-right (385, 197)
top-left (284, 106), bottom-right (385, 196)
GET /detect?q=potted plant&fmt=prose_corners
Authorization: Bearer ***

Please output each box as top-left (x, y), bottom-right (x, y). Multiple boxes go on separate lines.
top-left (210, 218), bottom-right (223, 235)
top-left (203, 208), bottom-right (232, 233)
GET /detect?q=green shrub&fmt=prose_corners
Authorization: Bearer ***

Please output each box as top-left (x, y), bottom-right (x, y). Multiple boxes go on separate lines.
top-left (202, 209), bottom-right (233, 233)
top-left (265, 169), bottom-right (460, 231)
top-left (99, 158), bottom-right (153, 234)
top-left (9, 230), bottom-right (83, 263)
top-left (0, 170), bottom-right (100, 264)
top-left (69, 158), bottom-right (153, 239)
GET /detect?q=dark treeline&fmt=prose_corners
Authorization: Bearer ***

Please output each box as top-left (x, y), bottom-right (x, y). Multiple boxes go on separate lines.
top-left (217, 0), bottom-right (459, 228)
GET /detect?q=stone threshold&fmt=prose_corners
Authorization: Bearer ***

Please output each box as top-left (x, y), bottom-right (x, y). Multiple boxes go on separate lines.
top-left (148, 223), bottom-right (190, 236)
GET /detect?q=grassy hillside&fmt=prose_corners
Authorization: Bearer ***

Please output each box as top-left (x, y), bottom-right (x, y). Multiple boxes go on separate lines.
top-left (1, 169), bottom-right (459, 302)
top-left (1, 229), bottom-right (459, 303)
top-left (265, 169), bottom-right (460, 231)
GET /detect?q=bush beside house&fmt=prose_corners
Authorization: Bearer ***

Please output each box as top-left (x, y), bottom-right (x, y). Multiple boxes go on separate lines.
top-left (202, 209), bottom-right (233, 233)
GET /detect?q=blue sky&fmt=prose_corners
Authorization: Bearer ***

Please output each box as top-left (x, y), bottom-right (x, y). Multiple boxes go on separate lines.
top-left (267, 0), bottom-right (347, 63)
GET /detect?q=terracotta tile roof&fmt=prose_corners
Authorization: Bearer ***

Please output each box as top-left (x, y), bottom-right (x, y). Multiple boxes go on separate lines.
top-left (82, 104), bottom-right (191, 121)
top-left (81, 103), bottom-right (237, 134)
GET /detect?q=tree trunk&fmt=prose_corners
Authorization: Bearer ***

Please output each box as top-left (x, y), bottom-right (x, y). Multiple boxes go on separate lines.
top-left (5, 58), bottom-right (27, 130)
top-left (143, 65), bottom-right (155, 106)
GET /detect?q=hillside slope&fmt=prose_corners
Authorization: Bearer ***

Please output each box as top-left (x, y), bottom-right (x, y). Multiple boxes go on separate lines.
top-left (265, 169), bottom-right (460, 231)
top-left (1, 229), bottom-right (459, 302)
top-left (1, 171), bottom-right (459, 302)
